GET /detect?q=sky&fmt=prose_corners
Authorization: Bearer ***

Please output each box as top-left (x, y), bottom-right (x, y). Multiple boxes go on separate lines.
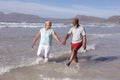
top-left (0, 0), bottom-right (120, 18)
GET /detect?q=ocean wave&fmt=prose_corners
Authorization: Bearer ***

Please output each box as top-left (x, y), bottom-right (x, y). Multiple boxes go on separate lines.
top-left (0, 22), bottom-right (67, 28)
top-left (84, 23), bottom-right (120, 28)
top-left (87, 33), bottom-right (114, 40)
top-left (89, 33), bottom-right (120, 39)
top-left (39, 74), bottom-right (76, 80)
top-left (0, 22), bottom-right (120, 28)
top-left (78, 44), bottom-right (96, 53)
top-left (0, 66), bottom-right (14, 75)
top-left (0, 58), bottom-right (43, 75)
top-left (0, 43), bottom-right (96, 75)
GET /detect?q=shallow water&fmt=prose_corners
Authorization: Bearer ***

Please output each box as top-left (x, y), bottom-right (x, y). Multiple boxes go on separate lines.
top-left (0, 24), bottom-right (120, 80)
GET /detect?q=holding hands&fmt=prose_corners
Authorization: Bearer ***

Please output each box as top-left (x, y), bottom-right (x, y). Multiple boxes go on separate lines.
top-left (62, 40), bottom-right (66, 46)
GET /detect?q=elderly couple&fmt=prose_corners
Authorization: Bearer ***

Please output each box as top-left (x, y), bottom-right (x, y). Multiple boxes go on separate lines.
top-left (32, 18), bottom-right (87, 67)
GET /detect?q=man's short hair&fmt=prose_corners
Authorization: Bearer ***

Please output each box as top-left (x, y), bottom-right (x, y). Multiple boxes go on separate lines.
top-left (74, 18), bottom-right (79, 23)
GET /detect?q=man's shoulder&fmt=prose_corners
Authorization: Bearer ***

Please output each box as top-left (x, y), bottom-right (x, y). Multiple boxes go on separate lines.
top-left (69, 27), bottom-right (74, 30)
top-left (78, 25), bottom-right (84, 29)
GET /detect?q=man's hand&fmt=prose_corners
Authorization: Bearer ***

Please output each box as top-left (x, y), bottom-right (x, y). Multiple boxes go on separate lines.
top-left (83, 35), bottom-right (87, 50)
top-left (62, 40), bottom-right (66, 45)
top-left (62, 34), bottom-right (70, 46)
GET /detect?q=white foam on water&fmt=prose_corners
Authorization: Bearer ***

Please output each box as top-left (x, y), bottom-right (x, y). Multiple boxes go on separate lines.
top-left (39, 74), bottom-right (75, 80)
top-left (0, 22), bottom-right (68, 28)
top-left (0, 66), bottom-right (14, 75)
top-left (78, 44), bottom-right (96, 53)
top-left (1, 22), bottom-right (119, 28)
top-left (84, 23), bottom-right (120, 28)
top-left (54, 64), bottom-right (81, 76)
top-left (91, 34), bottom-right (113, 38)
top-left (0, 58), bottom-right (44, 75)
top-left (87, 34), bottom-right (113, 40)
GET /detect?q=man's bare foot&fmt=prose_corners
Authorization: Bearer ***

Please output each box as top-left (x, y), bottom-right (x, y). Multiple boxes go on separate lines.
top-left (66, 62), bottom-right (71, 67)
top-left (74, 57), bottom-right (78, 63)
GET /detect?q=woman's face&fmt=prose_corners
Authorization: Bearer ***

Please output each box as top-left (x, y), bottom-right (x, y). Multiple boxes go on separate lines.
top-left (46, 22), bottom-right (52, 29)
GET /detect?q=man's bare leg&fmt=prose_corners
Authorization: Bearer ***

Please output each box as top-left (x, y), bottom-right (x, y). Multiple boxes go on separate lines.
top-left (66, 49), bottom-right (77, 66)
top-left (74, 56), bottom-right (78, 63)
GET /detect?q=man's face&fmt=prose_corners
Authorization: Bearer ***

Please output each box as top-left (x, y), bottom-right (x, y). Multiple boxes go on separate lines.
top-left (72, 20), bottom-right (76, 26)
top-left (72, 19), bottom-right (78, 26)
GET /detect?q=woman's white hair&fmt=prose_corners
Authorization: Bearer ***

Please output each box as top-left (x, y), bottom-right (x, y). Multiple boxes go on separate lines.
top-left (45, 21), bottom-right (51, 25)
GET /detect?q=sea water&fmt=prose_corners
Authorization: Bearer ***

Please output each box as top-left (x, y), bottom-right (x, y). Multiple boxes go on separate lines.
top-left (0, 23), bottom-right (120, 80)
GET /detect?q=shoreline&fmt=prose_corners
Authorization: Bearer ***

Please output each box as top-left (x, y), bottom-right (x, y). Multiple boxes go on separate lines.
top-left (0, 53), bottom-right (120, 80)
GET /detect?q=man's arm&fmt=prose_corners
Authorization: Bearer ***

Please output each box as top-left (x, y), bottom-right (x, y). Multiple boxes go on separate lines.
top-left (52, 32), bottom-right (62, 45)
top-left (83, 35), bottom-right (87, 50)
top-left (62, 33), bottom-right (71, 45)
top-left (32, 32), bottom-right (40, 48)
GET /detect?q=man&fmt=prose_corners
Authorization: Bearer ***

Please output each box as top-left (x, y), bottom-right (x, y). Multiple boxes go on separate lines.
top-left (32, 21), bottom-right (62, 62)
top-left (63, 18), bottom-right (87, 66)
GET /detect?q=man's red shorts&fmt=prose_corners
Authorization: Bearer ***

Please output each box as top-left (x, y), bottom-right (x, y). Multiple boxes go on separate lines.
top-left (71, 42), bottom-right (82, 51)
